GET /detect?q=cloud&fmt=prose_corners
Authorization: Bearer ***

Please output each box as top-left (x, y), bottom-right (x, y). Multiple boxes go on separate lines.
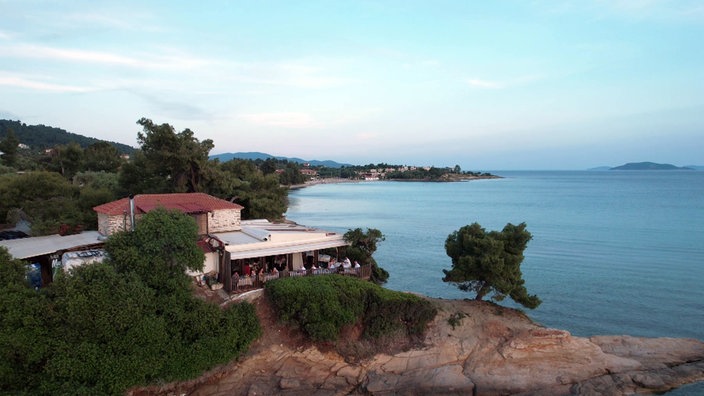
top-left (238, 112), bottom-right (320, 128)
top-left (542, 0), bottom-right (704, 21)
top-left (62, 11), bottom-right (163, 33)
top-left (226, 60), bottom-right (356, 89)
top-left (0, 75), bottom-right (91, 93)
top-left (354, 132), bottom-right (378, 141)
top-left (465, 78), bottom-right (503, 89)
top-left (464, 74), bottom-right (544, 90)
top-left (129, 90), bottom-right (212, 121)
top-left (1, 43), bottom-right (210, 70)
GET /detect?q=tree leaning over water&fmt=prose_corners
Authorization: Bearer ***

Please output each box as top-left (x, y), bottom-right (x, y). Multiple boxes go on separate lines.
top-left (443, 222), bottom-right (541, 309)
top-left (343, 228), bottom-right (389, 284)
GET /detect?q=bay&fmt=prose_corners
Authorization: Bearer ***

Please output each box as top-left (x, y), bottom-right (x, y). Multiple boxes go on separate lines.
top-left (285, 171), bottom-right (704, 341)
top-left (286, 171), bottom-right (704, 394)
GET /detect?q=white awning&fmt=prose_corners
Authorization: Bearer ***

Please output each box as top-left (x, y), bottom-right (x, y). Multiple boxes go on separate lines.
top-left (225, 239), bottom-right (348, 260)
top-left (0, 231), bottom-right (104, 260)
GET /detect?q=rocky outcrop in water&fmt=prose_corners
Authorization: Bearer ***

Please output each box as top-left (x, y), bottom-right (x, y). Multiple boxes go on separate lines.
top-left (136, 291), bottom-right (704, 395)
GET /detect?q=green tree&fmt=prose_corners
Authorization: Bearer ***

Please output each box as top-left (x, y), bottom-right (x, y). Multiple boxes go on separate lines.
top-left (442, 222), bottom-right (541, 309)
top-left (0, 171), bottom-right (82, 235)
top-left (45, 264), bottom-right (168, 395)
top-left (105, 208), bottom-right (204, 295)
top-left (217, 159), bottom-right (287, 220)
top-left (51, 142), bottom-right (84, 179)
top-left (0, 248), bottom-right (53, 392)
top-left (343, 228), bottom-right (389, 284)
top-left (131, 117), bottom-right (215, 193)
top-left (0, 128), bottom-right (20, 167)
top-left (83, 141), bottom-right (123, 173)
top-left (0, 211), bottom-right (260, 395)
top-left (117, 150), bottom-right (171, 195)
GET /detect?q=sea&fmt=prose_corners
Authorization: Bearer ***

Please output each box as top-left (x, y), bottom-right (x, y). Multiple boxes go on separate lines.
top-left (285, 171), bottom-right (704, 395)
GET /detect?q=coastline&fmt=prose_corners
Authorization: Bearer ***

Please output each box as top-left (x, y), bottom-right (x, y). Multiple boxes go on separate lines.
top-left (134, 291), bottom-right (704, 395)
top-left (288, 174), bottom-right (501, 190)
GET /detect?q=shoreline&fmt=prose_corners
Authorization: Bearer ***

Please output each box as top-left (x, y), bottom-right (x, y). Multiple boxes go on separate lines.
top-left (134, 292), bottom-right (704, 396)
top-left (288, 174), bottom-right (501, 190)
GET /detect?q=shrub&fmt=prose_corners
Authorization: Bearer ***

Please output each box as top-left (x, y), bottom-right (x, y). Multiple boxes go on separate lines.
top-left (0, 210), bottom-right (262, 395)
top-left (265, 275), bottom-right (436, 342)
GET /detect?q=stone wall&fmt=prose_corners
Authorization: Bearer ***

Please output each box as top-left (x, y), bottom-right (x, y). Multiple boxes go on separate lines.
top-left (98, 212), bottom-right (132, 236)
top-left (208, 208), bottom-right (241, 233)
top-left (98, 208), bottom-right (240, 236)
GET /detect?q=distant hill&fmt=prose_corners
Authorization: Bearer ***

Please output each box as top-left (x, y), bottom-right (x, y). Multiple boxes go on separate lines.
top-left (210, 152), bottom-right (352, 168)
top-left (588, 166), bottom-right (611, 171)
top-left (684, 165), bottom-right (704, 171)
top-left (0, 119), bottom-right (135, 154)
top-left (610, 162), bottom-right (692, 170)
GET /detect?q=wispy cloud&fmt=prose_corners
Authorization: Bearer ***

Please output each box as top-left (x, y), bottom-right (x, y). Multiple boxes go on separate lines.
top-left (130, 90), bottom-right (211, 121)
top-left (1, 43), bottom-right (210, 70)
top-left (238, 112), bottom-right (320, 128)
top-left (465, 74), bottom-right (545, 90)
top-left (542, 0), bottom-right (704, 22)
top-left (62, 11), bottom-right (164, 33)
top-left (465, 78), bottom-right (503, 89)
top-left (0, 75), bottom-right (91, 93)
top-left (226, 61), bottom-right (356, 89)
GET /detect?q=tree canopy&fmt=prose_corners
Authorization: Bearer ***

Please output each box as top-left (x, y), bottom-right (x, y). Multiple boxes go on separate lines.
top-left (105, 207), bottom-right (204, 295)
top-left (343, 228), bottom-right (389, 284)
top-left (0, 210), bottom-right (261, 395)
top-left (442, 222), bottom-right (541, 309)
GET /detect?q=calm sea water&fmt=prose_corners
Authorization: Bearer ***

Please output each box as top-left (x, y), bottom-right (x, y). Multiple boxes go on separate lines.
top-left (287, 171), bottom-right (704, 333)
top-left (287, 171), bottom-right (704, 395)
top-left (287, 171), bottom-right (704, 340)
top-left (286, 171), bottom-right (704, 393)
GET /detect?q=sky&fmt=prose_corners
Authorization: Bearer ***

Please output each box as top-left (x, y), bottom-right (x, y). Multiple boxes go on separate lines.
top-left (1, 0), bottom-right (703, 170)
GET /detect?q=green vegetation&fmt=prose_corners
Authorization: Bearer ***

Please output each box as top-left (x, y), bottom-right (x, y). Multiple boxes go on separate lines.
top-left (0, 118), bottom-right (298, 235)
top-left (343, 228), bottom-right (389, 284)
top-left (312, 162), bottom-right (495, 181)
top-left (265, 275), bottom-right (436, 342)
top-left (0, 119), bottom-right (135, 154)
top-left (0, 210), bottom-right (261, 395)
top-left (447, 312), bottom-right (467, 330)
top-left (443, 222), bottom-right (541, 309)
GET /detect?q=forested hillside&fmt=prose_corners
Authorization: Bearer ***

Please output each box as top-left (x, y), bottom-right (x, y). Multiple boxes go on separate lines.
top-left (0, 119), bottom-right (134, 154)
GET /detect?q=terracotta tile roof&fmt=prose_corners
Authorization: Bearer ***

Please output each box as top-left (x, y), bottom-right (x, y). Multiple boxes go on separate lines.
top-left (93, 193), bottom-right (243, 216)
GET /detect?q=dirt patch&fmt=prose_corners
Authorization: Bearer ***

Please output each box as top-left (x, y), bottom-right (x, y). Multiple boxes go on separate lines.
top-left (245, 290), bottom-right (311, 355)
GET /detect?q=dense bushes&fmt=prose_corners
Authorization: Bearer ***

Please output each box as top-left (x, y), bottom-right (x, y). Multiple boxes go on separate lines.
top-left (265, 275), bottom-right (437, 342)
top-left (0, 210), bottom-right (261, 395)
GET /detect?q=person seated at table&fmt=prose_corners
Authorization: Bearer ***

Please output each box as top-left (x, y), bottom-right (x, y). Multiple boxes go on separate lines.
top-left (342, 257), bottom-right (352, 268)
top-left (243, 262), bottom-right (251, 276)
top-left (232, 271), bottom-right (240, 289)
top-left (329, 259), bottom-right (339, 270)
top-left (353, 260), bottom-right (361, 268)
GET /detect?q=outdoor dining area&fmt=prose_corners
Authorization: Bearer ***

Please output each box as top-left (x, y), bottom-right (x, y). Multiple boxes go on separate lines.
top-left (229, 253), bottom-right (371, 293)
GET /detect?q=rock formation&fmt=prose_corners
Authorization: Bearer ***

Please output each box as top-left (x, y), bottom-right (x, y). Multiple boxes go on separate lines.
top-left (133, 291), bottom-right (704, 395)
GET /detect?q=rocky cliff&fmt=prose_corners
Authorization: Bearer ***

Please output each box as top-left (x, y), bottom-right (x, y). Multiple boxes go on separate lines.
top-left (134, 290), bottom-right (704, 395)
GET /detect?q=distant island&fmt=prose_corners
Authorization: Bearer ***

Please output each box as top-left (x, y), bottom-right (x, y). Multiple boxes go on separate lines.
top-left (610, 162), bottom-right (693, 170)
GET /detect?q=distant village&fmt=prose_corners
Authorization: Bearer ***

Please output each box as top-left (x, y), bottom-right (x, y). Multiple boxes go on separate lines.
top-left (294, 162), bottom-right (496, 182)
